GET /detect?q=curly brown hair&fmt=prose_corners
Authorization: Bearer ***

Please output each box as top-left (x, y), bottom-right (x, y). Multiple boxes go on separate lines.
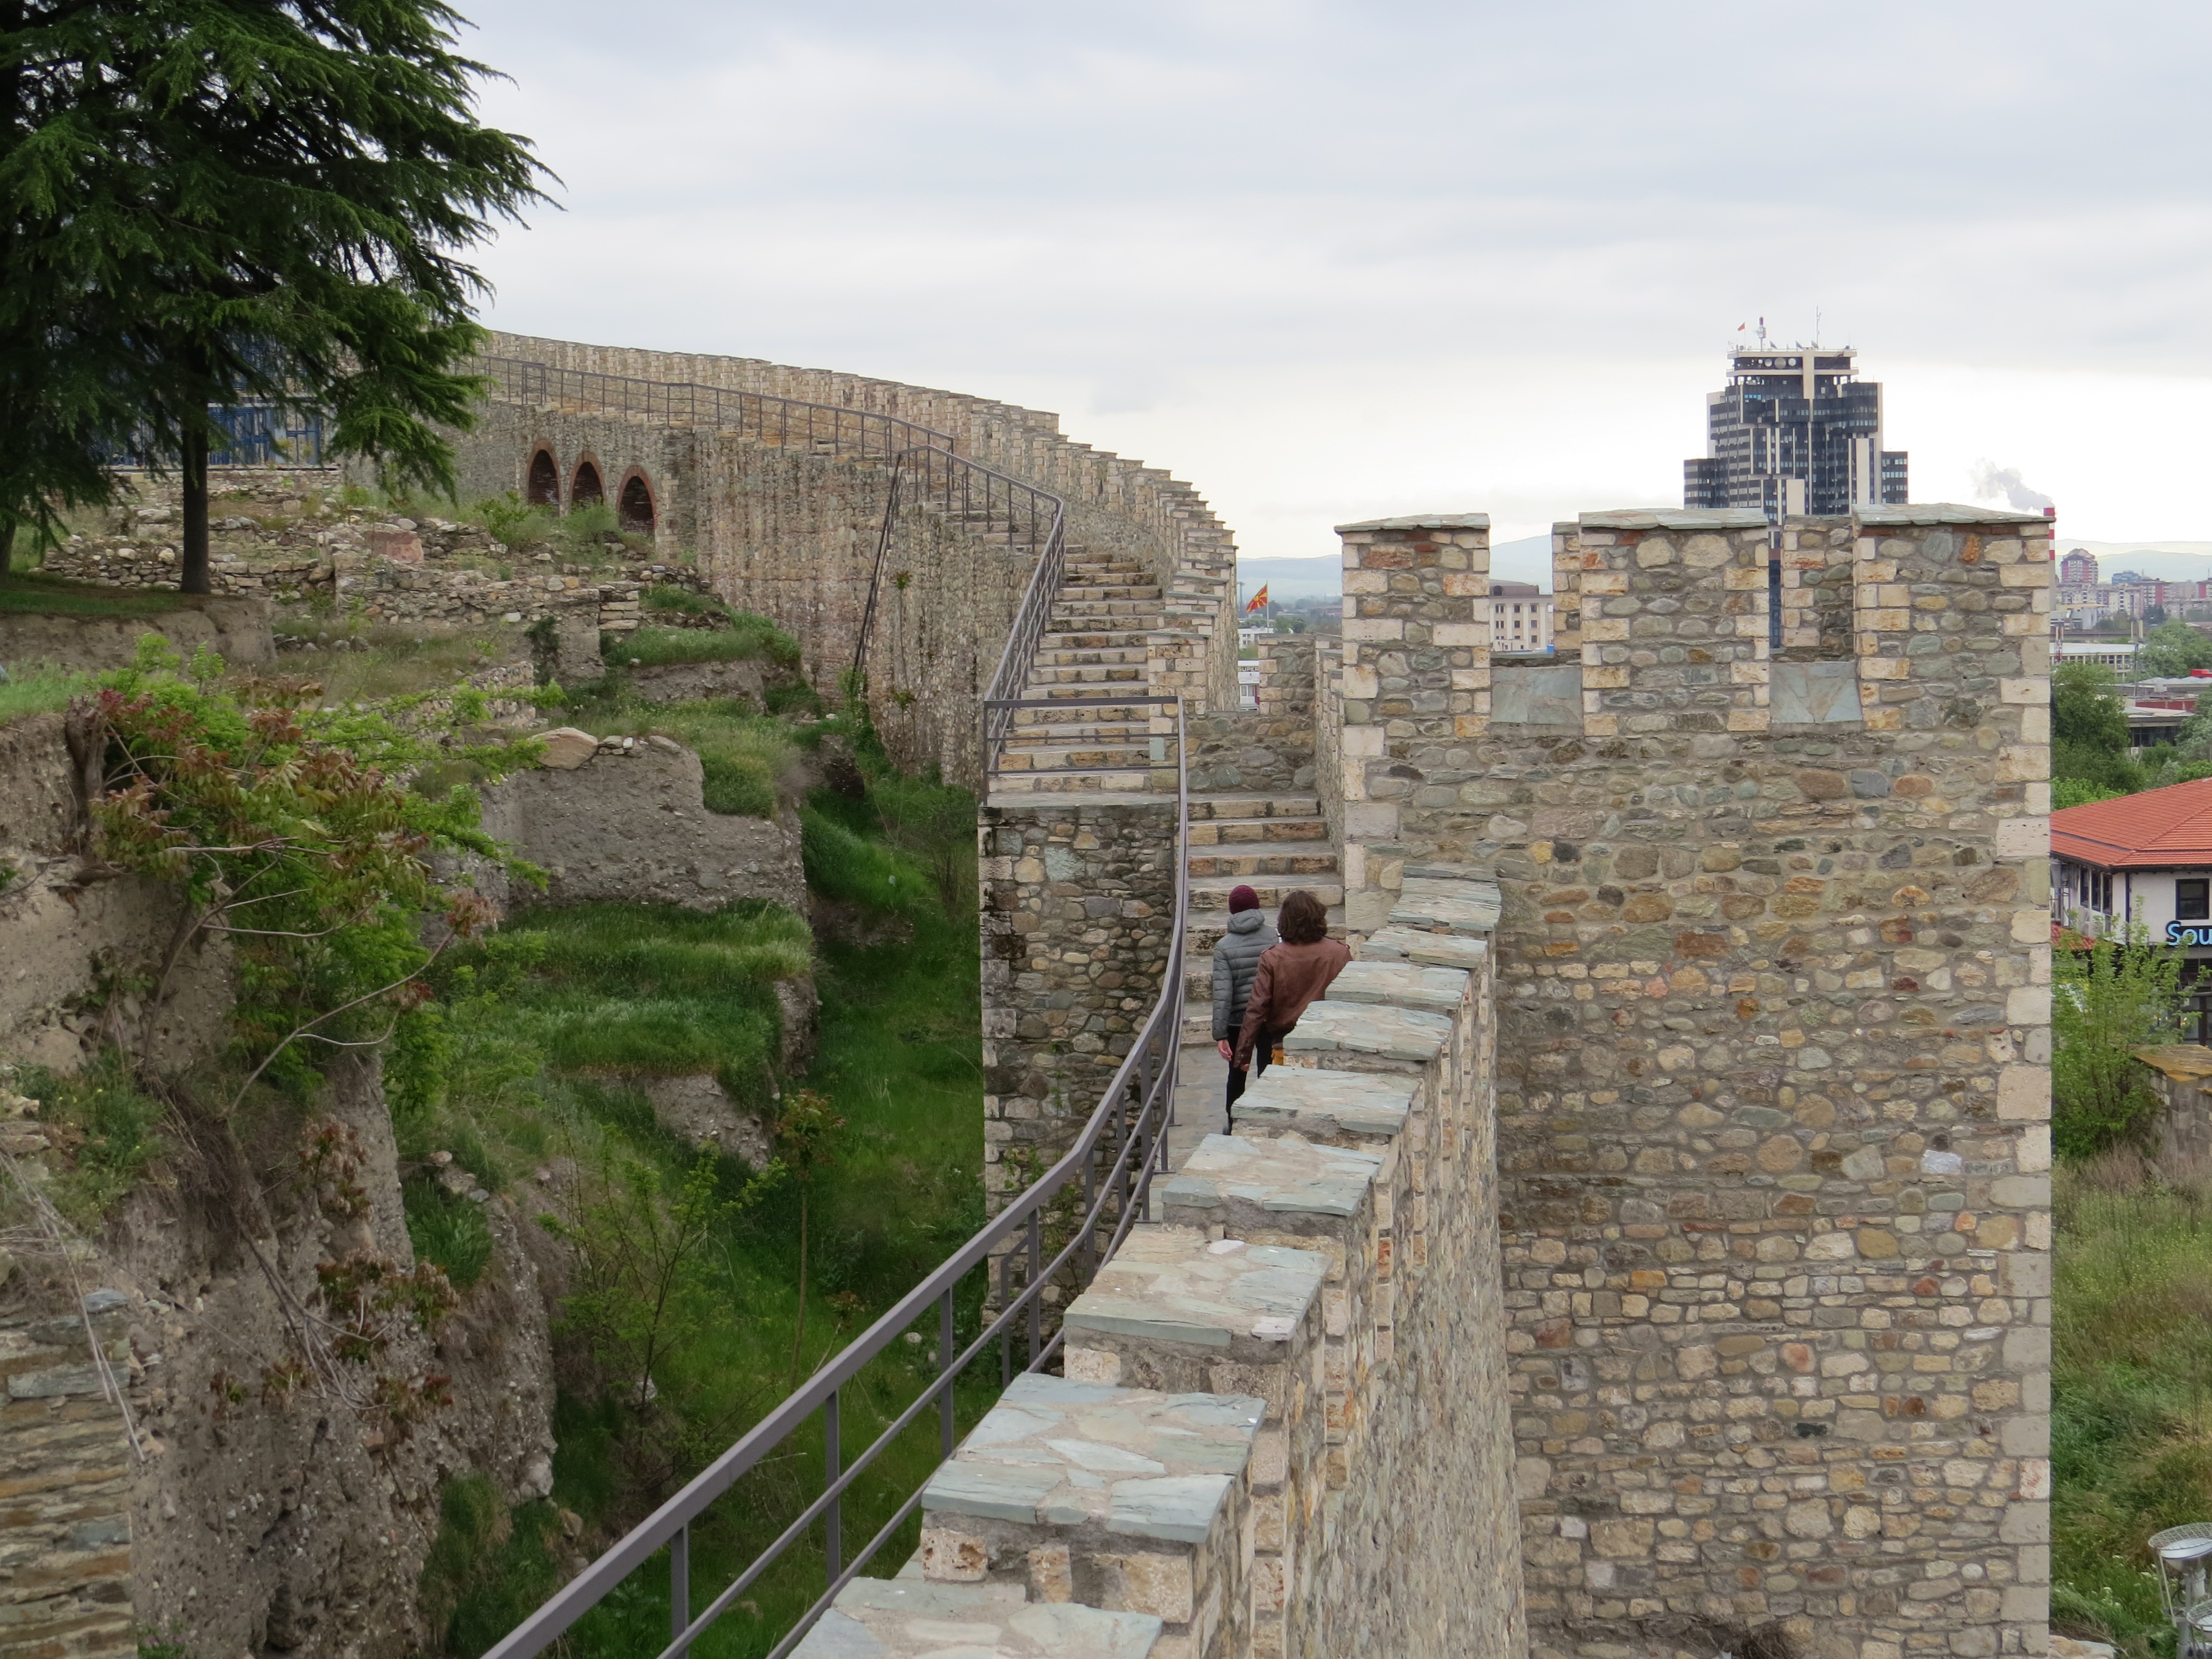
top-left (1277, 889), bottom-right (1329, 945)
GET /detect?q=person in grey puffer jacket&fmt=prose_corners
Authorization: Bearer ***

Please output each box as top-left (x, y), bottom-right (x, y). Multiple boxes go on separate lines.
top-left (1212, 885), bottom-right (1278, 1111)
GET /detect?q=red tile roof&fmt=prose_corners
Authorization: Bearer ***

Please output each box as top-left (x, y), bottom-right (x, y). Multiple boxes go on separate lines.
top-left (2053, 776), bottom-right (2212, 869)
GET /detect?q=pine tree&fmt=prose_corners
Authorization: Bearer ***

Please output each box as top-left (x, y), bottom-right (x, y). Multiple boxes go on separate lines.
top-left (0, 0), bottom-right (547, 588)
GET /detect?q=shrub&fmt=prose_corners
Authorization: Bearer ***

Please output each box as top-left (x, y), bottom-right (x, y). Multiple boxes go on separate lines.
top-left (2053, 930), bottom-right (2182, 1157)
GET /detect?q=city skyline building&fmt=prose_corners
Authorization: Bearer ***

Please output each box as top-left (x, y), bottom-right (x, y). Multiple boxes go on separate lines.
top-left (2060, 548), bottom-right (2099, 586)
top-left (1683, 339), bottom-right (1908, 518)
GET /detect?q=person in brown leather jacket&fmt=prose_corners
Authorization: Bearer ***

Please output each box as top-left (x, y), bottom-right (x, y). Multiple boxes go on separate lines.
top-left (1231, 890), bottom-right (1350, 1110)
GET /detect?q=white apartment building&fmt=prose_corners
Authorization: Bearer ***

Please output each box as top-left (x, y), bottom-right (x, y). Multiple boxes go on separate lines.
top-left (1488, 580), bottom-right (1554, 654)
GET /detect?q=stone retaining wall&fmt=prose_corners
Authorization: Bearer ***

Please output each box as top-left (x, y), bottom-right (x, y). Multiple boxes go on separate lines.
top-left (977, 802), bottom-right (1178, 1208)
top-left (0, 1293), bottom-right (142, 1659)
top-left (1189, 638), bottom-right (1317, 794)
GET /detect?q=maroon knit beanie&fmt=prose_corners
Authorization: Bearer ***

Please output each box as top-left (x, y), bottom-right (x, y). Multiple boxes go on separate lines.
top-left (1229, 885), bottom-right (1260, 914)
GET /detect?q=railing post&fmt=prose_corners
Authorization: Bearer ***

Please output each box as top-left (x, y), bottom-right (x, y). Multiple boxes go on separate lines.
top-left (1026, 1209), bottom-right (1042, 1366)
top-left (940, 1290), bottom-right (957, 1458)
top-left (671, 1523), bottom-right (690, 1656)
top-left (825, 1390), bottom-right (842, 1584)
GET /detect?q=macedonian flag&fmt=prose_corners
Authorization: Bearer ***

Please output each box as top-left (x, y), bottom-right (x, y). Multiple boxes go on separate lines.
top-left (1244, 585), bottom-right (1269, 614)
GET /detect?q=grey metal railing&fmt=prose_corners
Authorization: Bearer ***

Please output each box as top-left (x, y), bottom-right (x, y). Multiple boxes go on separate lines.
top-left (851, 447), bottom-right (1066, 693)
top-left (482, 697), bottom-right (1188, 1659)
top-left (474, 354), bottom-right (958, 462)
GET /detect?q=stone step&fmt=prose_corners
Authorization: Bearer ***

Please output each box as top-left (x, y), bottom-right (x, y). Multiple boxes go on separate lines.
top-left (1185, 848), bottom-right (1340, 880)
top-left (1186, 794), bottom-right (1322, 822)
top-left (1009, 703), bottom-right (1159, 727)
top-left (920, 1371), bottom-right (1259, 1659)
top-left (995, 743), bottom-right (1151, 773)
top-left (1034, 646), bottom-right (1150, 667)
top-left (1053, 583), bottom-right (1162, 601)
top-left (1186, 816), bottom-right (1330, 848)
top-left (1188, 874), bottom-right (1344, 911)
top-left (1002, 722), bottom-right (1153, 746)
top-left (1183, 906), bottom-right (1345, 958)
top-left (1025, 664), bottom-right (1146, 686)
top-left (1052, 599), bottom-right (1164, 618)
top-left (989, 768), bottom-right (1160, 795)
top-left (1042, 630), bottom-right (1151, 650)
top-left (791, 1576), bottom-right (1165, 1657)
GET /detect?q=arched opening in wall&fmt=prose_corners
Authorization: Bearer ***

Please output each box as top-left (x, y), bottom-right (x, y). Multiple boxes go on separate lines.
top-left (572, 460), bottom-right (603, 508)
top-left (618, 473), bottom-right (655, 537)
top-left (526, 448), bottom-right (559, 507)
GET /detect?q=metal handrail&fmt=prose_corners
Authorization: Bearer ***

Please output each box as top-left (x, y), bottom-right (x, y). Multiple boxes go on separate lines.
top-left (979, 506), bottom-right (1070, 774)
top-left (851, 446), bottom-right (1066, 691)
top-left (482, 696), bottom-right (1190, 1659)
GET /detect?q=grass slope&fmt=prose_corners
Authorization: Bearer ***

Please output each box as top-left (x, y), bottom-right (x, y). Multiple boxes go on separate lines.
top-left (2054, 1150), bottom-right (2212, 1654)
top-left (419, 760), bottom-right (988, 1658)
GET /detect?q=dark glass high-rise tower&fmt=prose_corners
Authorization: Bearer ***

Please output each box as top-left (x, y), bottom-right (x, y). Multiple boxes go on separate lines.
top-left (1683, 343), bottom-right (1908, 518)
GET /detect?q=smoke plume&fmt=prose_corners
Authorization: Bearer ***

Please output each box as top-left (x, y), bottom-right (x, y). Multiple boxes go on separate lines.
top-left (1969, 461), bottom-right (2054, 512)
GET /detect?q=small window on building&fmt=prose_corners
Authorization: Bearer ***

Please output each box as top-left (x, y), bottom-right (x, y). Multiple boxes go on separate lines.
top-left (2180, 879), bottom-right (2210, 921)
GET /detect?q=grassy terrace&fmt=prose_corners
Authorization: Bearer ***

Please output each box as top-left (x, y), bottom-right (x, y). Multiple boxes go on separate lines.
top-left (411, 730), bottom-right (992, 1658)
top-left (0, 568), bottom-right (190, 618)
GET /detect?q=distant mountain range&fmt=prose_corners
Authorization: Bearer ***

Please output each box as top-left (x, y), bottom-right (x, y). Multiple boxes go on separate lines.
top-left (2060, 540), bottom-right (2212, 581)
top-left (1236, 535), bottom-right (1557, 601)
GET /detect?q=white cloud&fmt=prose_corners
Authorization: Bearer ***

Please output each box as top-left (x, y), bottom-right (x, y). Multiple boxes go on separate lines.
top-left (455, 0), bottom-right (2212, 555)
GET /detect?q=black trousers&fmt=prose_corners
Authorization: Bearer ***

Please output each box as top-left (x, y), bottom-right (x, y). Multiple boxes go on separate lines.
top-left (1223, 1030), bottom-right (1281, 1119)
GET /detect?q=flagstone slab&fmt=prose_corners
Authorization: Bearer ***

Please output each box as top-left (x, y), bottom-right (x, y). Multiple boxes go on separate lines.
top-left (1158, 1133), bottom-right (1382, 1224)
top-left (922, 1373), bottom-right (1262, 1546)
top-left (1324, 961), bottom-right (1469, 1016)
top-left (1230, 1066), bottom-right (1413, 1146)
top-left (1282, 1000), bottom-right (1449, 1064)
top-left (791, 1577), bottom-right (1164, 1658)
top-left (1064, 1226), bottom-right (1328, 1355)
top-left (1358, 926), bottom-right (1490, 974)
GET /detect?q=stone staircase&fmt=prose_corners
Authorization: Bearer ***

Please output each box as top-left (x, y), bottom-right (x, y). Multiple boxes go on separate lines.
top-left (982, 551), bottom-right (1344, 1041)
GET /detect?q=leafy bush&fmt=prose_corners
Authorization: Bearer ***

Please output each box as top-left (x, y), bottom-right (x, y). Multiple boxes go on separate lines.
top-left (403, 1176), bottom-right (494, 1288)
top-left (2053, 931), bottom-right (2182, 1157)
top-left (2054, 779), bottom-right (2127, 810)
top-left (463, 492), bottom-right (556, 551)
top-left (553, 499), bottom-right (620, 561)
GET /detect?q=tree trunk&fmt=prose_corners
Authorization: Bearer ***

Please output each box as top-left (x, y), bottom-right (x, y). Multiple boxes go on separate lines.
top-left (180, 429), bottom-right (210, 594)
top-left (0, 520), bottom-right (13, 581)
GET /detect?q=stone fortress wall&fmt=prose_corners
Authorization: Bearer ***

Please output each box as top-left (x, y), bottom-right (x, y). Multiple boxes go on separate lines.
top-left (456, 334), bottom-right (1243, 790)
top-left (1314, 503), bottom-right (2056, 1659)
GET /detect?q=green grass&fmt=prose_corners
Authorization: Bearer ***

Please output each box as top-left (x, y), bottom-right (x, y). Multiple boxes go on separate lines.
top-left (608, 613), bottom-right (801, 672)
top-left (404, 1177), bottom-right (495, 1289)
top-left (0, 568), bottom-right (187, 617)
top-left (17, 1053), bottom-right (168, 1228)
top-left (453, 901), bottom-right (812, 1113)
top-left (0, 662), bottom-right (88, 724)
top-left (268, 620), bottom-right (540, 705)
top-left (413, 757), bottom-right (986, 1658)
top-left (560, 686), bottom-right (806, 820)
top-left (2054, 1150), bottom-right (2212, 1653)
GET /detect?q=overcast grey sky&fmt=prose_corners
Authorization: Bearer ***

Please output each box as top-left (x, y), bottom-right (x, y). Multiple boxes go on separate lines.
top-left (461, 0), bottom-right (2212, 562)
